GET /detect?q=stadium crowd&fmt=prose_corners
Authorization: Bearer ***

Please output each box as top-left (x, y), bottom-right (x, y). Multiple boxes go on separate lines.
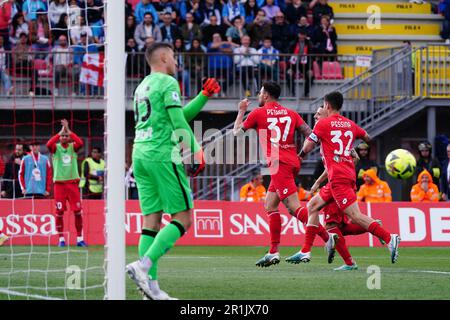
top-left (0, 0), bottom-right (341, 97)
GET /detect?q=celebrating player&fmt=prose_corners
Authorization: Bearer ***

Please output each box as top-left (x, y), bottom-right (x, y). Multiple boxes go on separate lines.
top-left (287, 92), bottom-right (400, 264)
top-left (233, 82), bottom-right (336, 268)
top-left (125, 42), bottom-right (220, 300)
top-left (46, 119), bottom-right (86, 247)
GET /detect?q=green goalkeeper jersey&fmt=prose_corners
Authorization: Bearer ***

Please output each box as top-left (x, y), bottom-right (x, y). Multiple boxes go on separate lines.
top-left (133, 72), bottom-right (183, 162)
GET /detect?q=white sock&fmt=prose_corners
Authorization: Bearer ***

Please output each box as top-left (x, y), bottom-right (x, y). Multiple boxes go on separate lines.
top-left (77, 236), bottom-right (84, 242)
top-left (59, 236), bottom-right (65, 242)
top-left (148, 280), bottom-right (160, 292)
top-left (139, 256), bottom-right (152, 272)
top-left (0, 232), bottom-right (4, 237)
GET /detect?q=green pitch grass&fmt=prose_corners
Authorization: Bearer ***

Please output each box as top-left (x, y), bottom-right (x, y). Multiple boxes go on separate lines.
top-left (1, 246), bottom-right (449, 300)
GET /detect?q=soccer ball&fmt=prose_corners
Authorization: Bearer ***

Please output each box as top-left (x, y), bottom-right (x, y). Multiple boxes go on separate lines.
top-left (385, 149), bottom-right (417, 179)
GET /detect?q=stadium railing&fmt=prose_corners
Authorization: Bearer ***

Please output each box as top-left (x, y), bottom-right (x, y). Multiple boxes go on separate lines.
top-left (0, 51), bottom-right (367, 100)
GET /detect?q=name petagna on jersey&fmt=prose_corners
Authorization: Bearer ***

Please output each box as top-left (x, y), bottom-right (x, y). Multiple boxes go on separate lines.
top-left (266, 109), bottom-right (288, 116)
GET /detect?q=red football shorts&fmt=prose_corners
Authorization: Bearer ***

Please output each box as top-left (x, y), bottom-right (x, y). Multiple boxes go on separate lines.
top-left (330, 180), bottom-right (357, 211)
top-left (319, 182), bottom-right (333, 203)
top-left (268, 162), bottom-right (300, 201)
top-left (54, 182), bottom-right (82, 213)
top-left (323, 201), bottom-right (350, 225)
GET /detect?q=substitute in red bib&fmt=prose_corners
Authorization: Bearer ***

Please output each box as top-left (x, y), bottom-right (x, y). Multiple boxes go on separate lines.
top-left (46, 119), bottom-right (86, 247)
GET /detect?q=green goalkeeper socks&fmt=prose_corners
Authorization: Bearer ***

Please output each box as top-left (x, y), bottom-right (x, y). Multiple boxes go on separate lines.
top-left (138, 228), bottom-right (159, 280)
top-left (144, 220), bottom-right (185, 267)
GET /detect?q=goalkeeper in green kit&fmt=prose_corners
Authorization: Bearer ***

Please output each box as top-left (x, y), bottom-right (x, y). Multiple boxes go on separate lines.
top-left (126, 42), bottom-right (220, 300)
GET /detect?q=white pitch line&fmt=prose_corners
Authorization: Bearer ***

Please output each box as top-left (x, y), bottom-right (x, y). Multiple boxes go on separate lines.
top-left (0, 288), bottom-right (62, 300)
top-left (408, 270), bottom-right (450, 275)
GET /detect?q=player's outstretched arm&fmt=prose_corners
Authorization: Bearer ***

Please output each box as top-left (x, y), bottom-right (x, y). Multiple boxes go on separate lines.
top-left (297, 123), bottom-right (312, 138)
top-left (183, 78), bottom-right (221, 122)
top-left (168, 106), bottom-right (201, 153)
top-left (299, 138), bottom-right (316, 159)
top-left (233, 99), bottom-right (250, 136)
top-left (362, 132), bottom-right (371, 144)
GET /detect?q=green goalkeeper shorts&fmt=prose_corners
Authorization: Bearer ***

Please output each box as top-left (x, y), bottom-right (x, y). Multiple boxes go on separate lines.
top-left (132, 158), bottom-right (193, 215)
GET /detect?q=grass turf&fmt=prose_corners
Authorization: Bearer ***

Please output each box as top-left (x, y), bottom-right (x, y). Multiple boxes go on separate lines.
top-left (0, 246), bottom-right (449, 300)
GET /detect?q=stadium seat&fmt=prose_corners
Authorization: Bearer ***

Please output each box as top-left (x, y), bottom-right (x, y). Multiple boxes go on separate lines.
top-left (322, 61), bottom-right (343, 80)
top-left (313, 61), bottom-right (322, 80)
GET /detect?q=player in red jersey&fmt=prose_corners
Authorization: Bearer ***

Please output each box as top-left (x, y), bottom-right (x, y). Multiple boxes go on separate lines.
top-left (233, 82), bottom-right (336, 267)
top-left (286, 92), bottom-right (400, 264)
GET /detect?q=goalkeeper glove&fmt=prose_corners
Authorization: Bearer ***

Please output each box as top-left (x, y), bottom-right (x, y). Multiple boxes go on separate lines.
top-left (202, 78), bottom-right (221, 97)
top-left (190, 149), bottom-right (206, 177)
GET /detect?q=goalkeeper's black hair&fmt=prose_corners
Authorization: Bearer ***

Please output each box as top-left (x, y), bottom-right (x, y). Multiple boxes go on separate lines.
top-left (262, 82), bottom-right (281, 100)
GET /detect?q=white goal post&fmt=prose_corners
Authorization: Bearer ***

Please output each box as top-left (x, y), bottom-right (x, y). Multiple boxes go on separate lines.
top-left (105, 0), bottom-right (126, 300)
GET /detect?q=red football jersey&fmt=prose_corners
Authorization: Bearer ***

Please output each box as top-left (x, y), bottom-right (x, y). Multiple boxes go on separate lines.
top-left (242, 101), bottom-right (305, 166)
top-left (309, 114), bottom-right (366, 182)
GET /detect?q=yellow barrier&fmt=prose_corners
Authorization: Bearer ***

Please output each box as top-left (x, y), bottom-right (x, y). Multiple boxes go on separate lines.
top-left (338, 45), bottom-right (389, 55)
top-left (415, 48), bottom-right (450, 98)
top-left (330, 2), bottom-right (431, 15)
top-left (334, 23), bottom-right (440, 36)
top-left (343, 65), bottom-right (369, 79)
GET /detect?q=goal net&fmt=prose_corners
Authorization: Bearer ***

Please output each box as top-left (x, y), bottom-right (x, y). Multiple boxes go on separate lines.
top-left (0, 0), bottom-right (124, 300)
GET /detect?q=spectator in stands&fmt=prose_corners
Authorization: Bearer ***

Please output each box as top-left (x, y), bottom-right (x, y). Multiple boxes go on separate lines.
top-left (134, 0), bottom-right (159, 24)
top-left (271, 11), bottom-right (291, 53)
top-left (186, 38), bottom-right (206, 95)
top-left (180, 0), bottom-right (202, 24)
top-left (51, 35), bottom-right (72, 97)
top-left (234, 35), bottom-right (260, 97)
top-left (134, 12), bottom-right (162, 51)
top-left (247, 9), bottom-right (271, 48)
top-left (355, 142), bottom-right (379, 189)
top-left (310, 0), bottom-right (333, 25)
top-left (68, 0), bottom-right (82, 28)
top-left (29, 10), bottom-right (51, 55)
top-left (0, 0), bottom-right (12, 48)
top-left (244, 0), bottom-right (260, 25)
top-left (223, 0), bottom-right (246, 27)
top-left (71, 15), bottom-right (93, 46)
top-left (415, 141), bottom-right (441, 187)
top-left (80, 147), bottom-right (105, 199)
top-left (126, 38), bottom-right (141, 76)
top-left (160, 11), bottom-right (181, 43)
top-left (181, 12), bottom-right (202, 46)
top-left (313, 15), bottom-right (337, 58)
top-left (226, 16), bottom-right (247, 45)
top-left (291, 15), bottom-right (315, 40)
top-left (440, 143), bottom-right (450, 201)
top-left (207, 32), bottom-right (237, 96)
top-left (154, 0), bottom-right (180, 21)
top-left (13, 32), bottom-right (38, 96)
top-left (19, 141), bottom-right (51, 199)
top-left (286, 0), bottom-right (307, 25)
top-left (261, 0), bottom-right (281, 22)
top-left (297, 180), bottom-right (312, 201)
top-left (48, 0), bottom-right (67, 27)
top-left (439, 0), bottom-right (450, 43)
top-left (1, 143), bottom-right (25, 199)
top-left (0, 36), bottom-right (12, 95)
top-left (201, 14), bottom-right (225, 45)
top-left (22, 0), bottom-right (47, 22)
top-left (258, 37), bottom-right (279, 81)
top-left (125, 0), bottom-right (133, 19)
top-left (82, 0), bottom-right (105, 44)
top-left (287, 29), bottom-right (313, 97)
top-left (199, 0), bottom-right (222, 26)
top-left (52, 13), bottom-right (70, 45)
top-left (125, 15), bottom-right (137, 43)
top-left (240, 171), bottom-right (266, 202)
top-left (174, 37), bottom-right (191, 96)
top-left (411, 170), bottom-right (440, 202)
top-left (357, 169), bottom-right (392, 203)
top-left (9, 12), bottom-right (29, 46)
